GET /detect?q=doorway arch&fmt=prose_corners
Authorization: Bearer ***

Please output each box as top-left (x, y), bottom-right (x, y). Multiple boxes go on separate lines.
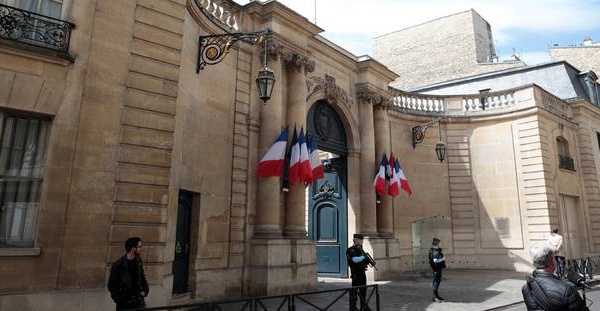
top-left (307, 100), bottom-right (348, 277)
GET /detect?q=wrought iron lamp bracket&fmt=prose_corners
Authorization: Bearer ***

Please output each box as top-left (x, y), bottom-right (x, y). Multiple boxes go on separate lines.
top-left (412, 117), bottom-right (442, 148)
top-left (197, 30), bottom-right (270, 73)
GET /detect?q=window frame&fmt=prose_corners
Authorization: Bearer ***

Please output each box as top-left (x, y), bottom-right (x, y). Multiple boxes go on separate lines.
top-left (0, 110), bottom-right (51, 250)
top-left (556, 136), bottom-right (575, 171)
top-left (0, 0), bottom-right (69, 19)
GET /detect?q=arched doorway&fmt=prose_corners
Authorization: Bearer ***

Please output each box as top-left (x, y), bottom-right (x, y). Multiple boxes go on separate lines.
top-left (307, 101), bottom-right (348, 277)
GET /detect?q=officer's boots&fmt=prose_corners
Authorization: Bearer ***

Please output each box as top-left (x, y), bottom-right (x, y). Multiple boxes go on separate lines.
top-left (432, 289), bottom-right (444, 302)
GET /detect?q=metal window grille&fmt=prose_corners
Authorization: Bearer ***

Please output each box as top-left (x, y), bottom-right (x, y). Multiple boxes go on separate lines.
top-left (0, 1), bottom-right (74, 53)
top-left (0, 113), bottom-right (50, 247)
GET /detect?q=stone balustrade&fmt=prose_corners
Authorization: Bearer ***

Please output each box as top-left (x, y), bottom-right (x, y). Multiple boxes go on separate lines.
top-left (389, 86), bottom-right (545, 118)
top-left (196, 0), bottom-right (240, 31)
top-left (461, 91), bottom-right (516, 112)
top-left (390, 89), bottom-right (446, 113)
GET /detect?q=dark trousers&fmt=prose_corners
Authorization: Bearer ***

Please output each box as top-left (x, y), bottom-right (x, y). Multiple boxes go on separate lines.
top-left (116, 297), bottom-right (145, 311)
top-left (432, 268), bottom-right (442, 290)
top-left (351, 271), bottom-right (367, 308)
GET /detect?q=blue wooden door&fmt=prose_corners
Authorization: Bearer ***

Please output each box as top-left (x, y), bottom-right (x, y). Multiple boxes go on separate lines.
top-left (309, 157), bottom-right (347, 277)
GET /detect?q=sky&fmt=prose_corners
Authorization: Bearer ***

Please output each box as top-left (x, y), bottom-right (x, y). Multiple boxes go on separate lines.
top-left (233, 0), bottom-right (600, 66)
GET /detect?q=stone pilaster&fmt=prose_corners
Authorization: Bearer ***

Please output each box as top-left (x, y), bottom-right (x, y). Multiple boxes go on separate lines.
top-left (373, 100), bottom-right (393, 237)
top-left (251, 44), bottom-right (317, 298)
top-left (283, 51), bottom-right (311, 237)
top-left (356, 85), bottom-right (379, 236)
top-left (255, 51), bottom-right (284, 237)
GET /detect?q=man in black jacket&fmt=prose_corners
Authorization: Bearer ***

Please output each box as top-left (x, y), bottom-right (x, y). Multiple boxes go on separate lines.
top-left (522, 243), bottom-right (588, 310)
top-left (108, 237), bottom-right (149, 310)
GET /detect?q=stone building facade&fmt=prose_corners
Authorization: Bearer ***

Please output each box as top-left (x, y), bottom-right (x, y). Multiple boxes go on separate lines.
top-left (550, 36), bottom-right (600, 75)
top-left (550, 37), bottom-right (600, 105)
top-left (0, 1), bottom-right (600, 310)
top-left (373, 9), bottom-right (524, 91)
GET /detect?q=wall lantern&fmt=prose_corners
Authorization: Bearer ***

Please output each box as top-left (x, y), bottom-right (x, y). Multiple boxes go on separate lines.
top-left (197, 29), bottom-right (275, 103)
top-left (412, 117), bottom-right (446, 162)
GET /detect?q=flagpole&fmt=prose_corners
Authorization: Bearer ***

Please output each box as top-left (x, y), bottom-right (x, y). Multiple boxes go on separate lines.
top-left (314, 0), bottom-right (317, 24)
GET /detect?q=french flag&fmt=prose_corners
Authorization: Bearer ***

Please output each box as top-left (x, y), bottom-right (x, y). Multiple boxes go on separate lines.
top-left (308, 135), bottom-right (324, 183)
top-left (373, 154), bottom-right (388, 196)
top-left (257, 128), bottom-right (288, 177)
top-left (288, 127), bottom-right (301, 186)
top-left (388, 158), bottom-right (400, 197)
top-left (299, 128), bottom-right (313, 185)
top-left (397, 159), bottom-right (413, 196)
top-left (386, 152), bottom-right (394, 180)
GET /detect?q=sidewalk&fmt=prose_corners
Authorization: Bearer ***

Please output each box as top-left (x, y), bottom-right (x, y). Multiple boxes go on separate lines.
top-left (317, 269), bottom-right (528, 311)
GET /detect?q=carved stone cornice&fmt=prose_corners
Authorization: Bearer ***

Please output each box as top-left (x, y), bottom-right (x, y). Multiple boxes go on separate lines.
top-left (259, 40), bottom-right (280, 66)
top-left (280, 50), bottom-right (315, 73)
top-left (356, 83), bottom-right (391, 109)
top-left (306, 75), bottom-right (350, 106)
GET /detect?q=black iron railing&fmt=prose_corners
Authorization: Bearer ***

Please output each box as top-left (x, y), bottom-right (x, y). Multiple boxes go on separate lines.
top-left (0, 3), bottom-right (74, 52)
top-left (559, 155), bottom-right (575, 171)
top-left (138, 285), bottom-right (380, 311)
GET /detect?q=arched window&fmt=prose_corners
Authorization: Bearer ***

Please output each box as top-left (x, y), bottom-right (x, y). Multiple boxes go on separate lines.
top-left (557, 136), bottom-right (575, 171)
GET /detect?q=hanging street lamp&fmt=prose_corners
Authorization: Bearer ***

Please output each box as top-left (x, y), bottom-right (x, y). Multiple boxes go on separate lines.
top-left (412, 117), bottom-right (446, 162)
top-left (196, 29), bottom-right (275, 103)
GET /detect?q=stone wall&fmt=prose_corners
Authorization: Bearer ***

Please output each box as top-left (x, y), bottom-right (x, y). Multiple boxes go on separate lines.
top-left (373, 9), bottom-right (524, 91)
top-left (386, 85), bottom-right (598, 271)
top-left (571, 101), bottom-right (600, 252)
top-left (0, 0), bottom-right (105, 296)
top-left (550, 46), bottom-right (600, 74)
top-left (108, 0), bottom-right (185, 301)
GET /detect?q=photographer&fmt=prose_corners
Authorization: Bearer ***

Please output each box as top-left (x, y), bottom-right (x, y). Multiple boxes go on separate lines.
top-left (521, 243), bottom-right (588, 311)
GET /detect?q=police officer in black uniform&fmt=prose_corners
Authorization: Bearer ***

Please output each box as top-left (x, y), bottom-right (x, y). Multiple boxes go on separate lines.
top-left (429, 237), bottom-right (446, 302)
top-left (347, 233), bottom-right (370, 311)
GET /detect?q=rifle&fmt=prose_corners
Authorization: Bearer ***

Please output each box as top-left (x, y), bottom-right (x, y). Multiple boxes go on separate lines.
top-left (364, 252), bottom-right (378, 271)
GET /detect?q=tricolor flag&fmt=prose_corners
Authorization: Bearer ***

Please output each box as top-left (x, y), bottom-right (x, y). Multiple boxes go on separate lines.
top-left (388, 158), bottom-right (400, 197)
top-left (308, 135), bottom-right (324, 183)
top-left (373, 154), bottom-right (388, 196)
top-left (386, 152), bottom-right (394, 180)
top-left (258, 128), bottom-right (288, 177)
top-left (299, 128), bottom-right (312, 185)
top-left (288, 127), bottom-right (301, 186)
top-left (397, 159), bottom-right (413, 196)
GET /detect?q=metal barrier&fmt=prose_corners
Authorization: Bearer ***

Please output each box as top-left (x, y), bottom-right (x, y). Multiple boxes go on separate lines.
top-left (564, 257), bottom-right (597, 282)
top-left (138, 284), bottom-right (380, 311)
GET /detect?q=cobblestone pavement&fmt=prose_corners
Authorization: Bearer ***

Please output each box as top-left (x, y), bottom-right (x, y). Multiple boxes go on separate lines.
top-left (312, 269), bottom-right (529, 311)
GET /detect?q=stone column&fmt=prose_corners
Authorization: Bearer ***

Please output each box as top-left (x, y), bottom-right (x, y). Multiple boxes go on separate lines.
top-left (347, 148), bottom-right (361, 236)
top-left (357, 86), bottom-right (378, 236)
top-left (255, 52), bottom-right (284, 237)
top-left (374, 103), bottom-right (393, 237)
top-left (283, 51), bottom-right (311, 237)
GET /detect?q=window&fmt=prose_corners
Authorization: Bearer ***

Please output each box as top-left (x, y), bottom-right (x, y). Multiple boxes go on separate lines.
top-left (582, 72), bottom-right (600, 106)
top-left (0, 113), bottom-right (50, 247)
top-left (0, 0), bottom-right (64, 19)
top-left (557, 136), bottom-right (575, 171)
